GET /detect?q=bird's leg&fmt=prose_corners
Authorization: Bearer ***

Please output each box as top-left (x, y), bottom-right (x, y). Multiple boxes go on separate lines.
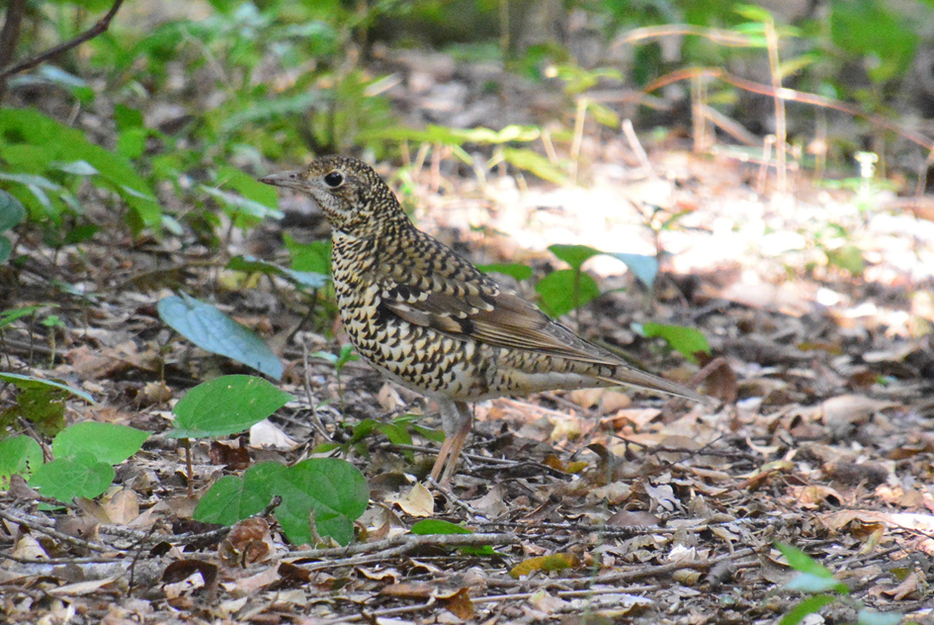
top-left (430, 400), bottom-right (473, 484)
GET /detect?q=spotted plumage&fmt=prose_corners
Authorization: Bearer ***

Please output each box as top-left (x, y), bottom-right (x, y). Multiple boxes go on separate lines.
top-left (261, 156), bottom-right (709, 482)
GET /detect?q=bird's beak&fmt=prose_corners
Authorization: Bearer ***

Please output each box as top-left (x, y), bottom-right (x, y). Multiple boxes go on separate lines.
top-left (259, 170), bottom-right (304, 189)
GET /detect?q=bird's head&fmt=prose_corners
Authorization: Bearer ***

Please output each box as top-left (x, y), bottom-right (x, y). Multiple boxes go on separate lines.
top-left (260, 155), bottom-right (403, 234)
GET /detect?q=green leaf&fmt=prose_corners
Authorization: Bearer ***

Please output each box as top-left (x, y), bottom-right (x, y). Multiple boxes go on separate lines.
top-left (196, 459), bottom-right (369, 546)
top-left (201, 185), bottom-right (283, 228)
top-left (535, 269), bottom-right (601, 318)
top-left (778, 594), bottom-right (837, 625)
top-left (194, 463), bottom-right (282, 526)
top-left (548, 244), bottom-right (602, 271)
top-left (0, 108), bottom-right (162, 233)
top-left (826, 244), bottom-right (865, 276)
top-left (411, 519), bottom-right (471, 535)
top-left (610, 253), bottom-right (658, 289)
top-left (116, 128), bottom-right (149, 160)
top-left (285, 236), bottom-right (332, 275)
top-left (52, 422), bottom-right (149, 465)
top-left (158, 293), bottom-right (284, 379)
top-left (169, 375), bottom-right (292, 439)
top-left (0, 436), bottom-right (43, 489)
top-left (785, 572), bottom-right (849, 594)
top-left (28, 453), bottom-right (114, 503)
top-left (217, 165), bottom-right (279, 208)
top-left (0, 237), bottom-right (10, 264)
top-left (272, 458), bottom-right (369, 546)
top-left (830, 0), bottom-right (918, 83)
top-left (477, 263), bottom-right (533, 281)
top-left (0, 190), bottom-right (26, 232)
top-left (734, 4), bottom-right (775, 23)
top-left (0, 306), bottom-right (43, 328)
top-left (227, 255), bottom-right (329, 289)
top-left (219, 92), bottom-right (329, 135)
top-left (635, 323), bottom-right (710, 364)
top-left (776, 543), bottom-right (837, 578)
top-left (113, 104), bottom-right (144, 131)
top-left (54, 160), bottom-right (98, 176)
top-left (500, 148), bottom-right (569, 185)
top-left (0, 372), bottom-right (94, 403)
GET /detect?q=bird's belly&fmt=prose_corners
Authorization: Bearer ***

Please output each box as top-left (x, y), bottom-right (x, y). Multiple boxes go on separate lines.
top-left (347, 316), bottom-right (496, 400)
top-left (342, 313), bottom-right (615, 402)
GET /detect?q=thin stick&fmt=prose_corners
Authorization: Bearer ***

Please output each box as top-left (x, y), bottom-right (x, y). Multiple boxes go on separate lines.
top-left (0, 0), bottom-right (126, 81)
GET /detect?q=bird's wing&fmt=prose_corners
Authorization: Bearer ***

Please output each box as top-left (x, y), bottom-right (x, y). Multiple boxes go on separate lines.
top-left (375, 237), bottom-right (620, 365)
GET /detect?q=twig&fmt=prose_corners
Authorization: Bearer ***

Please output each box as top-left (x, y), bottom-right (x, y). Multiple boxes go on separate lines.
top-left (621, 119), bottom-right (658, 180)
top-left (0, 0), bottom-right (126, 81)
top-left (0, 508), bottom-right (114, 554)
top-left (284, 532), bottom-right (518, 564)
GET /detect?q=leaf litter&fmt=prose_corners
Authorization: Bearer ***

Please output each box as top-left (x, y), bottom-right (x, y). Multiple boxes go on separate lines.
top-left (2, 54), bottom-right (934, 625)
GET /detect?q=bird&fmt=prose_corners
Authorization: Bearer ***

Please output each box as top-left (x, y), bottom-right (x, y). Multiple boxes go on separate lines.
top-left (260, 155), bottom-right (709, 483)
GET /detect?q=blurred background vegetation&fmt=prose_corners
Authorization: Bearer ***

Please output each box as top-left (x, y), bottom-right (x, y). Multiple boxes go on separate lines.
top-left (1, 0), bottom-right (933, 263)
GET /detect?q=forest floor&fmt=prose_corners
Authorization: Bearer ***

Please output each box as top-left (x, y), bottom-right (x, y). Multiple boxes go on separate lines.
top-left (2, 45), bottom-right (934, 625)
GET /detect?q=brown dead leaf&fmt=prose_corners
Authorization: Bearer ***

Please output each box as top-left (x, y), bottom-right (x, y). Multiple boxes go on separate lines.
top-left (440, 587), bottom-right (474, 620)
top-left (103, 488), bottom-right (140, 525)
top-left (209, 440), bottom-right (252, 470)
top-left (220, 518), bottom-right (273, 566)
top-left (881, 571), bottom-right (921, 601)
top-left (607, 510), bottom-right (660, 527)
top-left (389, 483), bottom-right (434, 517)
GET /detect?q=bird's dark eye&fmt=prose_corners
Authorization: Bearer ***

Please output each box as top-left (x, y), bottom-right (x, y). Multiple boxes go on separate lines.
top-left (324, 171), bottom-right (344, 188)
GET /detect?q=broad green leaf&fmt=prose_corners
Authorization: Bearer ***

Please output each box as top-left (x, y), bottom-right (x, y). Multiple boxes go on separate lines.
top-left (197, 459), bottom-right (369, 546)
top-left (201, 186), bottom-right (283, 228)
top-left (0, 109), bottom-right (162, 232)
top-left (272, 458), bottom-right (369, 546)
top-left (217, 165), bottom-right (279, 208)
top-left (776, 543), bottom-right (837, 578)
top-left (169, 375), bottom-right (292, 439)
top-left (478, 263), bottom-right (533, 281)
top-left (0, 436), bottom-right (43, 489)
top-left (778, 594), bottom-right (837, 625)
top-left (548, 244), bottom-right (602, 271)
top-left (0, 190), bottom-right (26, 231)
top-left (535, 269), bottom-right (601, 318)
top-left (158, 294), bottom-right (283, 379)
top-left (611, 253), bottom-right (658, 289)
top-left (227, 255), bottom-right (329, 289)
top-left (113, 104), bottom-right (144, 131)
top-left (830, 0), bottom-right (918, 83)
top-left (285, 236), bottom-right (332, 275)
top-left (28, 452), bottom-right (114, 503)
top-left (500, 148), bottom-right (569, 185)
top-left (635, 323), bottom-right (710, 364)
top-left (52, 422), bottom-right (149, 465)
top-left (194, 462), bottom-right (284, 526)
